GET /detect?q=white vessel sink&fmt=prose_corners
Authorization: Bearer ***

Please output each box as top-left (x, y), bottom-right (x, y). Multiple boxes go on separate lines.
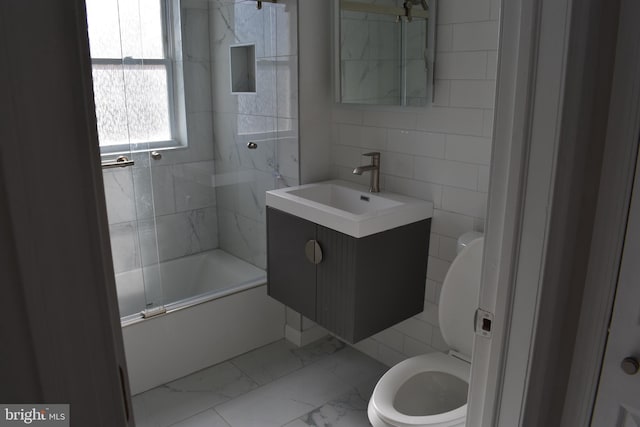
top-left (266, 180), bottom-right (433, 238)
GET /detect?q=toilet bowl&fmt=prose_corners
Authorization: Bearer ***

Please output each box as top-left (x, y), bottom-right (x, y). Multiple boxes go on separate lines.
top-left (368, 234), bottom-right (484, 427)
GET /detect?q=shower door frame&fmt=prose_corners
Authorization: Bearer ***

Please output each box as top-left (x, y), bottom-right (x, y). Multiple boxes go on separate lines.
top-left (90, 0), bottom-right (184, 321)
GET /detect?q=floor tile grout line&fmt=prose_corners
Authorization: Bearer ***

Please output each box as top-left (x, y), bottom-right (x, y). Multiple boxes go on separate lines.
top-left (165, 407), bottom-right (218, 427)
top-left (214, 406), bottom-right (234, 427)
top-left (197, 339), bottom-right (340, 404)
top-left (159, 394), bottom-right (237, 427)
top-left (278, 384), bottom-right (371, 427)
top-left (219, 344), bottom-right (350, 412)
top-left (141, 337), bottom-right (358, 427)
top-left (277, 394), bottom-right (346, 427)
top-left (227, 337), bottom-right (350, 391)
top-left (215, 352), bottom-right (369, 426)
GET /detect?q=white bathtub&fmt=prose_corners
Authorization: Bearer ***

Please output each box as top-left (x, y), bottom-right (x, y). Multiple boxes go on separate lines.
top-left (118, 250), bottom-right (285, 394)
top-left (116, 249), bottom-right (267, 320)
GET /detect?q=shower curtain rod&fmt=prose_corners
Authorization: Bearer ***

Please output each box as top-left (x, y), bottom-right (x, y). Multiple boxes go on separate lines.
top-left (341, 0), bottom-right (429, 20)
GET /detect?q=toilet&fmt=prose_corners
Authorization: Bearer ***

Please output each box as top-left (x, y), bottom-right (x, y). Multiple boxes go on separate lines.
top-left (368, 233), bottom-right (484, 427)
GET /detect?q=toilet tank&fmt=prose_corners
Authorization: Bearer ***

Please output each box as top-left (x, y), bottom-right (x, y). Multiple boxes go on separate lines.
top-left (457, 231), bottom-right (483, 254)
top-left (439, 237), bottom-right (484, 359)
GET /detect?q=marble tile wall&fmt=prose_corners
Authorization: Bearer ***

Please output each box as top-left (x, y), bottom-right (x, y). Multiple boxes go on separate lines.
top-left (209, 0), bottom-right (299, 270)
top-left (329, 0), bottom-right (500, 365)
top-left (339, 1), bottom-right (404, 105)
top-left (104, 0), bottom-right (219, 311)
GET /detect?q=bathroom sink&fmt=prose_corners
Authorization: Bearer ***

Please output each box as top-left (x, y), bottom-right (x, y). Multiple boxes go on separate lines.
top-left (287, 183), bottom-right (403, 214)
top-left (266, 180), bottom-right (433, 238)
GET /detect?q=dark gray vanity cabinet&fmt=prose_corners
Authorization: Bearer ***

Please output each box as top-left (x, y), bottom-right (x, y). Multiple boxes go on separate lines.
top-left (267, 207), bottom-right (431, 343)
top-left (266, 207), bottom-right (317, 320)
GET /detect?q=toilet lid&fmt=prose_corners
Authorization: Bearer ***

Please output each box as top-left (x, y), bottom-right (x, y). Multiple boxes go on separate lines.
top-left (370, 352), bottom-right (470, 426)
top-left (438, 237), bottom-right (484, 359)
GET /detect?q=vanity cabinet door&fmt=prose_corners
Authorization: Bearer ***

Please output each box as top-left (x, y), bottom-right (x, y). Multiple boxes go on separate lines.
top-left (316, 219), bottom-right (430, 343)
top-left (349, 219), bottom-right (430, 342)
top-left (316, 226), bottom-right (358, 341)
top-left (267, 208), bottom-right (317, 320)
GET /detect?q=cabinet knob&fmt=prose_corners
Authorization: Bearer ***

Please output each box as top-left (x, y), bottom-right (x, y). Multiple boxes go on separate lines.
top-left (305, 240), bottom-right (323, 264)
top-left (621, 357), bottom-right (640, 375)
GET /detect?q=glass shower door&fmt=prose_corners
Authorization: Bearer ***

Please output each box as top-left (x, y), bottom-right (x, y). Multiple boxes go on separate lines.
top-left (87, 0), bottom-right (166, 320)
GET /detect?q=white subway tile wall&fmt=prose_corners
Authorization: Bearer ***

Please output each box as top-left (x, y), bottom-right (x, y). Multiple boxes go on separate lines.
top-left (331, 0), bottom-right (499, 365)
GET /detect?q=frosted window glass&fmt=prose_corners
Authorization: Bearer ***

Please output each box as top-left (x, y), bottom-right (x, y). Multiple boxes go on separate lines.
top-left (138, 0), bottom-right (165, 59)
top-left (86, 0), bottom-right (122, 58)
top-left (86, 0), bottom-right (164, 59)
top-left (122, 65), bottom-right (172, 143)
top-left (92, 65), bottom-right (129, 146)
top-left (117, 0), bottom-right (165, 59)
top-left (93, 64), bottom-right (172, 146)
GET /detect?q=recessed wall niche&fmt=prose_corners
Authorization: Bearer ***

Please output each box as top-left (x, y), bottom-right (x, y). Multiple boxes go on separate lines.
top-left (230, 44), bottom-right (256, 94)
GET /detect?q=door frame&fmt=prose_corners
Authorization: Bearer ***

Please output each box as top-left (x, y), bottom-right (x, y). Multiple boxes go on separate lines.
top-left (561, 0), bottom-right (640, 423)
top-left (468, 0), bottom-right (635, 425)
top-left (0, 1), bottom-right (133, 425)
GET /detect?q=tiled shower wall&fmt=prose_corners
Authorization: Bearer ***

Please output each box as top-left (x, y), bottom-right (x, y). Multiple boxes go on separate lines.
top-left (210, 0), bottom-right (299, 269)
top-left (105, 1), bottom-right (218, 283)
top-left (330, 0), bottom-right (500, 365)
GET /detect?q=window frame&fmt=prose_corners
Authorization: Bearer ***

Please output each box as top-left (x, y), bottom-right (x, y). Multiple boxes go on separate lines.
top-left (90, 0), bottom-right (181, 155)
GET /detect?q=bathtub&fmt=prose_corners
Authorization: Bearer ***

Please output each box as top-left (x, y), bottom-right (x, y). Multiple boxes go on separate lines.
top-left (116, 249), bottom-right (269, 321)
top-left (118, 249), bottom-right (285, 394)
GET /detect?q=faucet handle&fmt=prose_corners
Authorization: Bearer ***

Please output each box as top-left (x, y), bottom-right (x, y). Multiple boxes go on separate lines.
top-left (363, 152), bottom-right (380, 166)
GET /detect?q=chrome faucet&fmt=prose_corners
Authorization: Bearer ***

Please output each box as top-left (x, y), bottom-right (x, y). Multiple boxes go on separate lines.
top-left (352, 152), bottom-right (381, 193)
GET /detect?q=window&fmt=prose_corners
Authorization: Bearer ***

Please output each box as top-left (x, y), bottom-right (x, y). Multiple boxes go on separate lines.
top-left (86, 0), bottom-right (178, 153)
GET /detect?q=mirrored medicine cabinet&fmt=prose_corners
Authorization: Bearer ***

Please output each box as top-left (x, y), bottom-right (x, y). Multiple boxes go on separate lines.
top-left (334, 0), bottom-right (437, 107)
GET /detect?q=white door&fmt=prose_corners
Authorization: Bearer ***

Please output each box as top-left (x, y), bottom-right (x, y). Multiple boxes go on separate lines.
top-left (591, 146), bottom-right (640, 426)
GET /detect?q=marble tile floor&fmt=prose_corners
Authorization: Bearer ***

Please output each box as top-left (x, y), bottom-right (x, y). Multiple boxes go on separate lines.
top-left (132, 336), bottom-right (388, 427)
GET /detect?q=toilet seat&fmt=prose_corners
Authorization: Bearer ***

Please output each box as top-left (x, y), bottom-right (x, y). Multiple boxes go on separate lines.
top-left (368, 237), bottom-right (483, 427)
top-left (370, 352), bottom-right (470, 427)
